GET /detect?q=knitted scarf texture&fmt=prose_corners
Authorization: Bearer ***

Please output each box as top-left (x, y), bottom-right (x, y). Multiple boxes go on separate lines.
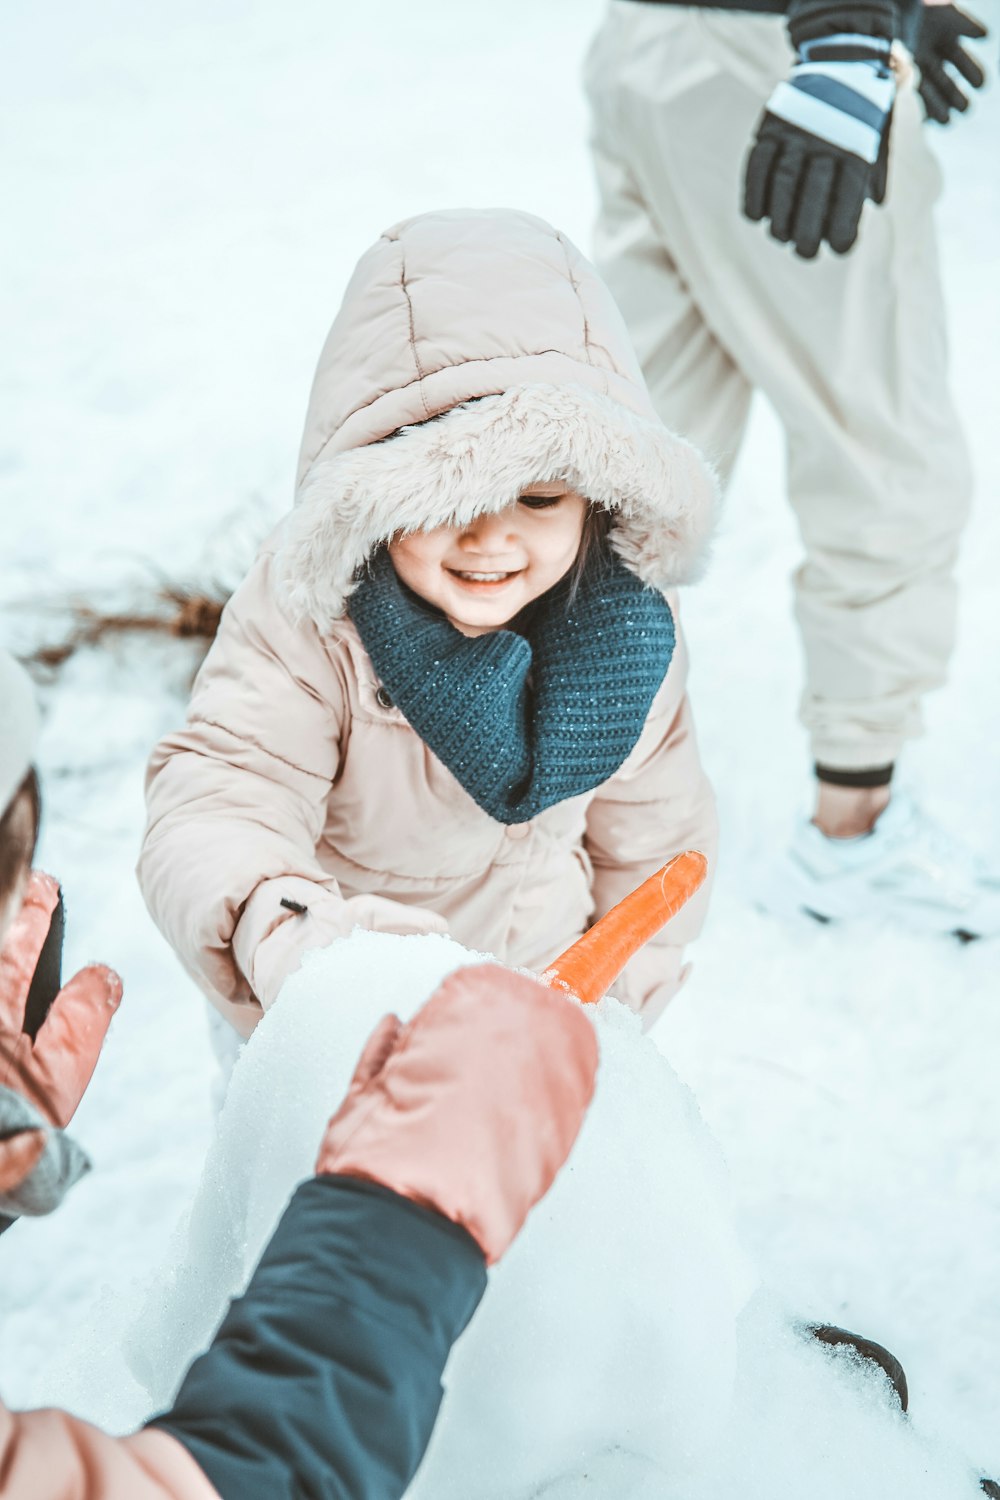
top-left (348, 545), bottom-right (675, 825)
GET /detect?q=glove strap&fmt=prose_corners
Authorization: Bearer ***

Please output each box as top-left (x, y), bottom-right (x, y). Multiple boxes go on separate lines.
top-left (799, 32), bottom-right (893, 62)
top-left (768, 35), bottom-right (895, 162)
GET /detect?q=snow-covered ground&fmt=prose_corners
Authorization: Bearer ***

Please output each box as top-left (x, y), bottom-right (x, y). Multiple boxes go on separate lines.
top-left (1, 0), bottom-right (998, 1488)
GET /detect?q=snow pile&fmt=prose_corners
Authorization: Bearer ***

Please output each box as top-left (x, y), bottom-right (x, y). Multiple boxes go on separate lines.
top-left (127, 931), bottom-right (982, 1498)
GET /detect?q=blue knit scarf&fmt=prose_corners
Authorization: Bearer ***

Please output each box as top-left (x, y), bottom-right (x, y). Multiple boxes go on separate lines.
top-left (348, 545), bottom-right (675, 825)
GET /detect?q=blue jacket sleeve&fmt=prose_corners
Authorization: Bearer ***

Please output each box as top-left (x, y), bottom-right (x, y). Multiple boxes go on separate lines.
top-left (151, 1175), bottom-right (487, 1500)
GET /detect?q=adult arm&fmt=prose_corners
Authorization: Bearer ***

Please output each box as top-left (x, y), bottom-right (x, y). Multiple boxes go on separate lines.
top-left (152, 966), bottom-right (597, 1500)
top-left (154, 1178), bottom-right (485, 1500)
top-left (1, 968), bottom-right (595, 1500)
top-left (743, 0), bottom-right (906, 256)
top-left (0, 1193), bottom-right (482, 1500)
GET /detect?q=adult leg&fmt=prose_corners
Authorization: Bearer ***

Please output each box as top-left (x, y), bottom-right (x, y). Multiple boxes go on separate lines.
top-left (586, 17), bottom-right (754, 483)
top-left (589, 6), bottom-right (971, 774)
top-left (584, 7), bottom-right (999, 933)
top-left (586, 6), bottom-right (971, 789)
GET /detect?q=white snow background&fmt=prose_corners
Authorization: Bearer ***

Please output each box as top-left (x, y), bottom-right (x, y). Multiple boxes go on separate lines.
top-left (1, 0), bottom-right (998, 1490)
top-left (114, 933), bottom-right (989, 1499)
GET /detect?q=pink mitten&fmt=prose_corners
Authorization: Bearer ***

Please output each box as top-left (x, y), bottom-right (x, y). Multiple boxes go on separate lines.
top-left (233, 876), bottom-right (448, 1010)
top-left (0, 872), bottom-right (122, 1127)
top-left (315, 964), bottom-right (599, 1265)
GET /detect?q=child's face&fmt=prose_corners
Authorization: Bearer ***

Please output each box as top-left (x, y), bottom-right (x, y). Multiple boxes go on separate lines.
top-left (387, 485), bottom-right (588, 636)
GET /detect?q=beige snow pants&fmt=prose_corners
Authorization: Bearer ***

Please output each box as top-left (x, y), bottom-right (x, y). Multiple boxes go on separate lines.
top-left (585, 3), bottom-right (973, 772)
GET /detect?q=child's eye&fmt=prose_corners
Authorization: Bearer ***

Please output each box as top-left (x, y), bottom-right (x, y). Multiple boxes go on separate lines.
top-left (520, 497), bottom-right (559, 511)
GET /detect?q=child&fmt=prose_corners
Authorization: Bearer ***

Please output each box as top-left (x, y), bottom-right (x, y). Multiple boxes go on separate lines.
top-left (138, 207), bottom-right (720, 1042)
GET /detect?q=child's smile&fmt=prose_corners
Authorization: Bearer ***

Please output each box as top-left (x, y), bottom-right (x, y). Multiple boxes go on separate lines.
top-left (445, 565), bottom-right (524, 589)
top-left (388, 486), bottom-right (587, 637)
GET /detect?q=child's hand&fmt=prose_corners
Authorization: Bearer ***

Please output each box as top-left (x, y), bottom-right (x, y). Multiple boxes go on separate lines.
top-left (233, 876), bottom-right (448, 1010)
top-left (315, 964), bottom-right (598, 1264)
top-left (0, 872), bottom-right (123, 1127)
top-left (0, 871), bottom-right (121, 1222)
top-left (341, 893), bottom-right (450, 939)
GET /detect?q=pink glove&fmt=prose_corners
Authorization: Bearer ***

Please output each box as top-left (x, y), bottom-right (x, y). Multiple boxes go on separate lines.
top-left (232, 876), bottom-right (449, 1010)
top-left (0, 872), bottom-right (122, 1127)
top-left (315, 964), bottom-right (599, 1265)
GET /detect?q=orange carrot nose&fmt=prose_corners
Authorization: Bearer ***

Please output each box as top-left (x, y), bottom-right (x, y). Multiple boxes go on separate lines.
top-left (538, 850), bottom-right (708, 1005)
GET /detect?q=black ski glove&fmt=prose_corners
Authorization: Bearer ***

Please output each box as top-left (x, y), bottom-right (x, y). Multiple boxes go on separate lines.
top-left (744, 0), bottom-right (899, 258)
top-left (914, 3), bottom-right (987, 123)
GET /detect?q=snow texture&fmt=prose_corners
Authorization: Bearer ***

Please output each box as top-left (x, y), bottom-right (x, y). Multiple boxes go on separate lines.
top-left (1, 0), bottom-right (999, 1493)
top-left (129, 933), bottom-right (981, 1499)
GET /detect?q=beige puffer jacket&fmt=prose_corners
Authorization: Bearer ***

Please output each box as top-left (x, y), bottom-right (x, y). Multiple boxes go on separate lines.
top-left (139, 209), bottom-right (719, 1036)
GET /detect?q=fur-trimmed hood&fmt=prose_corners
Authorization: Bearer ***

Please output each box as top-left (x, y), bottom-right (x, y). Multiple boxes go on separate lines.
top-left (278, 209), bottom-right (717, 632)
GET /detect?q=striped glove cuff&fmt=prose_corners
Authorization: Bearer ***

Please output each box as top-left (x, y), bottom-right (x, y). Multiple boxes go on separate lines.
top-left (766, 35), bottom-right (895, 163)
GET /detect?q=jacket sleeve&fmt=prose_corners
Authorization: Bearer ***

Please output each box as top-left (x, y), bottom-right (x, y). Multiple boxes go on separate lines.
top-left (137, 548), bottom-right (350, 1011)
top-left (785, 0), bottom-right (908, 43)
top-left (152, 1175), bottom-right (488, 1500)
top-left (0, 1403), bottom-right (220, 1500)
top-left (583, 612), bottom-right (718, 1025)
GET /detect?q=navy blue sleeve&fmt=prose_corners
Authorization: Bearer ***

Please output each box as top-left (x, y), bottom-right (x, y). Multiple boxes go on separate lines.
top-left (152, 1175), bottom-right (487, 1500)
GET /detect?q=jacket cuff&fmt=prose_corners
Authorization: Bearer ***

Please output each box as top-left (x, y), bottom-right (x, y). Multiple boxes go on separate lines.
top-left (153, 1176), bottom-right (486, 1500)
top-left (787, 0), bottom-right (901, 44)
top-left (231, 876), bottom-right (343, 1008)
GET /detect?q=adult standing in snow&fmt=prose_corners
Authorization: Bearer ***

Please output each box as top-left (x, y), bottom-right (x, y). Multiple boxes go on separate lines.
top-left (584, 0), bottom-right (999, 937)
top-left (0, 647), bottom-right (599, 1499)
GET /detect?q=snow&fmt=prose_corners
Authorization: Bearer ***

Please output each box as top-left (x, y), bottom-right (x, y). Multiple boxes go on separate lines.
top-left (135, 938), bottom-right (749, 1468)
top-left (1, 0), bottom-right (999, 1492)
top-left (58, 933), bottom-right (987, 1497)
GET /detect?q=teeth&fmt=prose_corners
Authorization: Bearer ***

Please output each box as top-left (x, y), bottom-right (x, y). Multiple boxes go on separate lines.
top-left (455, 571), bottom-right (511, 582)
